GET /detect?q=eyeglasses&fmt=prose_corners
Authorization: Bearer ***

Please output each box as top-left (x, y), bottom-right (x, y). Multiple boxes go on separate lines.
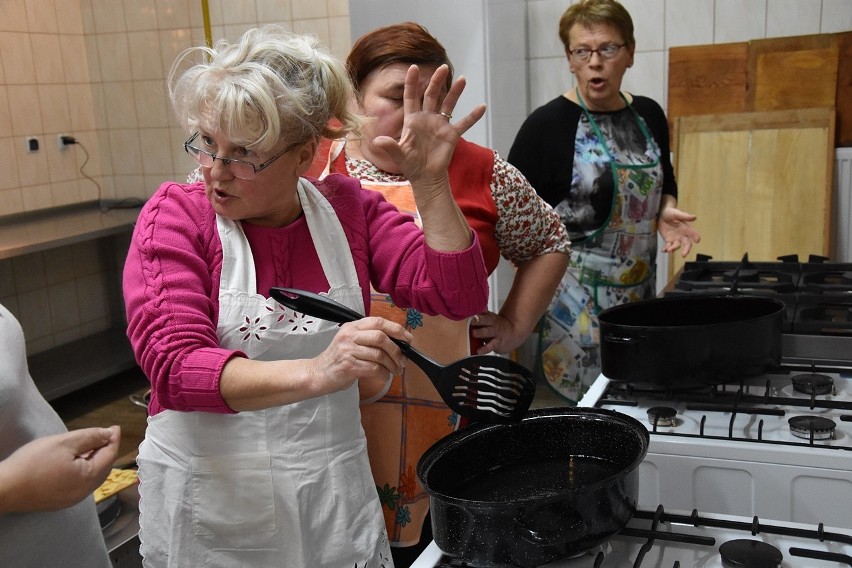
top-left (183, 132), bottom-right (301, 180)
top-left (568, 43), bottom-right (625, 63)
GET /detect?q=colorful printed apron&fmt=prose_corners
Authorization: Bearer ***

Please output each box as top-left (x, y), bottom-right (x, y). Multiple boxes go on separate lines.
top-left (539, 90), bottom-right (663, 402)
top-left (321, 140), bottom-right (470, 547)
top-left (137, 179), bottom-right (391, 567)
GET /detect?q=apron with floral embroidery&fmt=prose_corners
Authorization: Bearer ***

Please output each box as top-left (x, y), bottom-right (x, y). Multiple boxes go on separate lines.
top-left (321, 139), bottom-right (469, 547)
top-left (137, 179), bottom-right (391, 567)
top-left (539, 90), bottom-right (663, 403)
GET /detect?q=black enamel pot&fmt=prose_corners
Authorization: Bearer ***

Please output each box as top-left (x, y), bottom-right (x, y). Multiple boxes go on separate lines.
top-left (417, 407), bottom-right (649, 568)
top-left (599, 295), bottom-right (784, 386)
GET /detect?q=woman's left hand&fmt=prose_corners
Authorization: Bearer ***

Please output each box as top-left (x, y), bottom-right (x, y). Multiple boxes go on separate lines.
top-left (470, 311), bottom-right (526, 355)
top-left (372, 64), bottom-right (486, 191)
top-left (659, 205), bottom-right (701, 257)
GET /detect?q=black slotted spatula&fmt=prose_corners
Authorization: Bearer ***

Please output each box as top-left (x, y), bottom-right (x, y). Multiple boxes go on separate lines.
top-left (270, 287), bottom-right (535, 423)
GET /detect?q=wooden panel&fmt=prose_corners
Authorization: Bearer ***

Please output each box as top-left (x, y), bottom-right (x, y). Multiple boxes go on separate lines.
top-left (835, 31), bottom-right (852, 146)
top-left (670, 108), bottom-right (835, 277)
top-left (667, 43), bottom-right (748, 132)
top-left (747, 35), bottom-right (839, 112)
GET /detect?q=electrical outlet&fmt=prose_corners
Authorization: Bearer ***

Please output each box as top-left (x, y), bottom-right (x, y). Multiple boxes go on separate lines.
top-left (57, 134), bottom-right (75, 150)
top-left (26, 136), bottom-right (39, 153)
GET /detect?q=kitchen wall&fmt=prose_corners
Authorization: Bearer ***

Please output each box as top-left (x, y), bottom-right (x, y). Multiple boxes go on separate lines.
top-left (0, 0), bottom-right (350, 353)
top-left (2, 0), bottom-right (849, 353)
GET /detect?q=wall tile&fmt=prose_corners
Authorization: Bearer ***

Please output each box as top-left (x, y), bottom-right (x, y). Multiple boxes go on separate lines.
top-left (621, 0), bottom-right (665, 52)
top-left (0, 88), bottom-right (11, 138)
top-left (528, 56), bottom-right (572, 111)
top-left (256, 0), bottom-right (292, 22)
top-left (621, 50), bottom-right (666, 109)
top-left (97, 32), bottom-right (133, 82)
top-left (0, 138), bottom-right (22, 191)
top-left (665, 0), bottom-right (715, 48)
top-left (820, 0), bottom-right (852, 32)
top-left (139, 127), bottom-right (176, 175)
top-left (292, 0), bottom-right (328, 19)
top-left (60, 34), bottom-right (92, 84)
top-left (0, 0), bottom-right (29, 33)
top-left (0, 32), bottom-right (37, 85)
top-left (8, 85), bottom-right (44, 136)
top-left (124, 0), bottom-right (159, 32)
top-left (46, 132), bottom-right (79, 183)
top-left (25, 0), bottom-right (59, 34)
top-left (134, 79), bottom-right (173, 129)
top-left (102, 81), bottom-right (140, 129)
top-left (767, 0), bottom-right (822, 37)
top-left (75, 272), bottom-right (109, 322)
top-left (31, 34), bottom-right (66, 84)
top-left (222, 2), bottom-right (258, 25)
top-left (15, 288), bottom-right (52, 342)
top-left (0, 188), bottom-right (24, 216)
top-left (48, 279), bottom-right (81, 332)
top-left (327, 16), bottom-right (351, 61)
top-left (527, 0), bottom-right (569, 59)
top-left (91, 0), bottom-right (127, 34)
top-left (66, 84), bottom-right (97, 131)
top-left (55, 0), bottom-right (86, 35)
top-left (158, 29), bottom-right (195, 79)
top-left (38, 84), bottom-right (73, 134)
top-left (0, 259), bottom-right (16, 296)
top-left (51, 179), bottom-right (82, 206)
top-left (327, 0), bottom-right (348, 18)
top-left (21, 183), bottom-right (54, 210)
top-left (128, 31), bottom-right (164, 80)
top-left (292, 19), bottom-right (330, 47)
top-left (155, 0), bottom-right (192, 31)
top-left (109, 129), bottom-right (143, 175)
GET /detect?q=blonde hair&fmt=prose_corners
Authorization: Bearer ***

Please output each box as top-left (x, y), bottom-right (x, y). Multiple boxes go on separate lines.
top-left (558, 0), bottom-right (635, 52)
top-left (169, 25), bottom-right (360, 153)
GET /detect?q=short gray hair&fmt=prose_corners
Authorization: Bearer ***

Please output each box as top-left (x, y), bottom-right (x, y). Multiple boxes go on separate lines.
top-left (169, 25), bottom-right (360, 153)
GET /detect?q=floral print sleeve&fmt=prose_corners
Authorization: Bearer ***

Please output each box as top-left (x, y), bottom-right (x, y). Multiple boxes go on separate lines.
top-left (490, 152), bottom-right (572, 266)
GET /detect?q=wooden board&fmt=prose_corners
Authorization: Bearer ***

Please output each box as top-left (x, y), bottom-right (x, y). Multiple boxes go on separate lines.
top-left (670, 108), bottom-right (835, 278)
top-left (667, 43), bottom-right (748, 133)
top-left (835, 31), bottom-right (852, 146)
top-left (747, 35), bottom-right (839, 113)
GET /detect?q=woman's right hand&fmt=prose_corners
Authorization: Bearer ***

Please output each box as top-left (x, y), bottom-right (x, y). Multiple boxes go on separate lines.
top-left (309, 317), bottom-right (413, 396)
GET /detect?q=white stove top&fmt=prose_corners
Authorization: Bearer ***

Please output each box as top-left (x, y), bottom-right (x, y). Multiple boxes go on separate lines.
top-left (413, 506), bottom-right (852, 567)
top-left (578, 371), bottom-right (852, 530)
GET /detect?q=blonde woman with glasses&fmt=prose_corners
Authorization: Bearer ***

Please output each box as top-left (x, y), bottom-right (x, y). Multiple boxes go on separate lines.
top-left (123, 25), bottom-right (488, 567)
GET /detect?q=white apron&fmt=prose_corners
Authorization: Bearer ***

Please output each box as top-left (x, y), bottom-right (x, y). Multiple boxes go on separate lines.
top-left (137, 179), bottom-right (393, 567)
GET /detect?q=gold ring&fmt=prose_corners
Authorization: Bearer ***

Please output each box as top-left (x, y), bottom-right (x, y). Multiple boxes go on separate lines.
top-left (439, 111), bottom-right (453, 120)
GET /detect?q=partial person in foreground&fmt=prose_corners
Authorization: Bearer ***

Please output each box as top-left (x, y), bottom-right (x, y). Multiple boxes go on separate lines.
top-left (508, 0), bottom-right (700, 402)
top-left (305, 22), bottom-right (571, 566)
top-left (0, 302), bottom-right (121, 568)
top-left (123, 25), bottom-right (489, 567)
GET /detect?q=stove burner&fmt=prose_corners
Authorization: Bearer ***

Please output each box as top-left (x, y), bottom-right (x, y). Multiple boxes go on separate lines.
top-left (788, 415), bottom-right (836, 440)
top-left (791, 373), bottom-right (834, 395)
top-left (719, 538), bottom-right (782, 568)
top-left (647, 406), bottom-right (677, 427)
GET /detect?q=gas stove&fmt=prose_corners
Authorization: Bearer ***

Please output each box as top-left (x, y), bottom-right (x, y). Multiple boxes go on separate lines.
top-left (412, 505), bottom-right (852, 567)
top-left (578, 369), bottom-right (852, 531)
top-left (668, 254), bottom-right (852, 369)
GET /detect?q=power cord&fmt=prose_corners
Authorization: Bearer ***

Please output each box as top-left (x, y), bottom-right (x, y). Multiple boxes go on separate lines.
top-left (62, 136), bottom-right (143, 212)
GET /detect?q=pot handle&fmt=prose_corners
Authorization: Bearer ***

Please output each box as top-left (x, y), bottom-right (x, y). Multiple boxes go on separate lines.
top-left (603, 332), bottom-right (645, 344)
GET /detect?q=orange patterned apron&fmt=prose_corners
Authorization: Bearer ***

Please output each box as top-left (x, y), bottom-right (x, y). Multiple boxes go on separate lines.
top-left (320, 141), bottom-right (471, 546)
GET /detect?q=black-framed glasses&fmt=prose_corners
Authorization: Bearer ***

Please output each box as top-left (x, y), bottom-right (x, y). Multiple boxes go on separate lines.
top-left (183, 132), bottom-right (302, 180)
top-left (568, 43), bottom-right (625, 63)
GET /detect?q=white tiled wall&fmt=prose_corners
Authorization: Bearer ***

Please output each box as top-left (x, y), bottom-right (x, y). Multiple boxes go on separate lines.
top-left (1, 0), bottom-right (350, 355)
top-left (524, 0), bottom-right (851, 117)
